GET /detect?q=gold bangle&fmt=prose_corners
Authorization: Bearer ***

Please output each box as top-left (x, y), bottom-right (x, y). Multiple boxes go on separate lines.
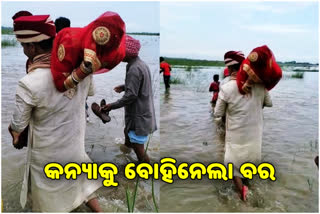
top-left (64, 75), bottom-right (76, 90)
top-left (71, 72), bottom-right (80, 83)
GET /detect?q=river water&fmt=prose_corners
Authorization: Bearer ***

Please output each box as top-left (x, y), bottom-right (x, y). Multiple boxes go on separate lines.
top-left (1, 34), bottom-right (319, 212)
top-left (1, 35), bottom-right (160, 212)
top-left (160, 66), bottom-right (318, 212)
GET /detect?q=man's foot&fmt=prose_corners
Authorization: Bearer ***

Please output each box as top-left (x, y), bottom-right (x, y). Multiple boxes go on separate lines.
top-left (91, 102), bottom-right (111, 123)
top-left (86, 198), bottom-right (102, 212)
top-left (241, 185), bottom-right (248, 201)
top-left (120, 144), bottom-right (133, 154)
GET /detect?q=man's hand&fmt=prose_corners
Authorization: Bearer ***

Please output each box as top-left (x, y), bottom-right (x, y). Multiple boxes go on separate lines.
top-left (114, 85), bottom-right (124, 93)
top-left (101, 103), bottom-right (113, 112)
top-left (83, 61), bottom-right (93, 73)
top-left (8, 125), bottom-right (21, 149)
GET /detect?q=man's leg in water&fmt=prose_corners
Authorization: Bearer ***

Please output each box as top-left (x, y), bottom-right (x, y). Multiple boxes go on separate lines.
top-left (124, 129), bottom-right (150, 163)
top-left (124, 129), bottom-right (133, 148)
top-left (234, 176), bottom-right (243, 194)
top-left (120, 129), bottom-right (133, 154)
top-left (242, 178), bottom-right (249, 186)
top-left (234, 176), bottom-right (248, 201)
top-left (86, 198), bottom-right (102, 212)
top-left (164, 76), bottom-right (170, 90)
top-left (132, 143), bottom-right (150, 163)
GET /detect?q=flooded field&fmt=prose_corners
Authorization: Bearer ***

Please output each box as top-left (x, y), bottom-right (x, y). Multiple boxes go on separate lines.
top-left (1, 35), bottom-right (160, 212)
top-left (1, 34), bottom-right (319, 212)
top-left (160, 66), bottom-right (318, 212)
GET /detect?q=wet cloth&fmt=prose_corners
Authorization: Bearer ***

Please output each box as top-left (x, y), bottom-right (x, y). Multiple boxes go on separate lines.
top-left (209, 81), bottom-right (220, 103)
top-left (214, 79), bottom-right (272, 177)
top-left (128, 130), bottom-right (149, 144)
top-left (110, 56), bottom-right (157, 136)
top-left (10, 67), bottom-right (99, 212)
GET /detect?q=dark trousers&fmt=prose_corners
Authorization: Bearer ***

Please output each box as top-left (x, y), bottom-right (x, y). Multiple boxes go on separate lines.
top-left (163, 75), bottom-right (170, 89)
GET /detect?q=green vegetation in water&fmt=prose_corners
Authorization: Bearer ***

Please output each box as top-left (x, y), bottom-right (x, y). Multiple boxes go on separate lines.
top-left (127, 32), bottom-right (159, 36)
top-left (292, 69), bottom-right (318, 72)
top-left (2, 27), bottom-right (14, 35)
top-left (291, 72), bottom-right (304, 79)
top-left (125, 134), bottom-right (158, 212)
top-left (162, 56), bottom-right (318, 68)
top-left (185, 66), bottom-right (192, 72)
top-left (2, 39), bottom-right (17, 47)
top-left (1, 26), bottom-right (160, 36)
top-left (164, 57), bottom-right (225, 67)
top-left (151, 177), bottom-right (158, 212)
top-left (170, 77), bottom-right (184, 84)
top-left (279, 60), bottom-right (318, 67)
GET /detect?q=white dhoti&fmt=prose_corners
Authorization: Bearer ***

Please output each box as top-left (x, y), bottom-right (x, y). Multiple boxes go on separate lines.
top-left (11, 68), bottom-right (101, 212)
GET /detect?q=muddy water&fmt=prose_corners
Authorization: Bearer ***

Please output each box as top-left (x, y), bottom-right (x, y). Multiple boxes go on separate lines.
top-left (1, 35), bottom-right (160, 212)
top-left (160, 67), bottom-right (318, 212)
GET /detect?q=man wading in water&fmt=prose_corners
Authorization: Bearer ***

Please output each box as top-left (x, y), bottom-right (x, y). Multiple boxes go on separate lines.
top-left (214, 47), bottom-right (281, 201)
top-left (160, 56), bottom-right (172, 90)
top-left (8, 11), bottom-right (102, 212)
top-left (92, 35), bottom-right (157, 163)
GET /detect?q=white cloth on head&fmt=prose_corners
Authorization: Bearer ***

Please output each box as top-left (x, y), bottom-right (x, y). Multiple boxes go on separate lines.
top-left (214, 80), bottom-right (272, 177)
top-left (10, 68), bottom-right (101, 212)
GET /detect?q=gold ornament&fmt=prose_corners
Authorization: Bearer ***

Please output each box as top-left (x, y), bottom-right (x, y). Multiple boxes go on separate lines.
top-left (57, 44), bottom-right (65, 62)
top-left (248, 52), bottom-right (258, 62)
top-left (92, 26), bottom-right (110, 45)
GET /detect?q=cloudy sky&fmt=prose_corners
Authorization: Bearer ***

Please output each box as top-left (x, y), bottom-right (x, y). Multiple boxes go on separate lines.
top-left (1, 1), bottom-right (318, 63)
top-left (160, 1), bottom-right (319, 63)
top-left (1, 1), bottom-right (160, 33)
